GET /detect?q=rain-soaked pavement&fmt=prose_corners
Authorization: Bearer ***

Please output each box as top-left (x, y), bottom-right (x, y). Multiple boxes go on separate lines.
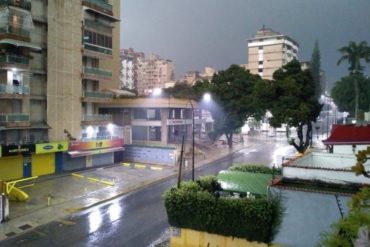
top-left (0, 133), bottom-right (294, 246)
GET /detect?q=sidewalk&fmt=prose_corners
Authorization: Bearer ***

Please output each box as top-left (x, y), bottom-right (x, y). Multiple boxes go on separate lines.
top-left (0, 139), bottom-right (249, 241)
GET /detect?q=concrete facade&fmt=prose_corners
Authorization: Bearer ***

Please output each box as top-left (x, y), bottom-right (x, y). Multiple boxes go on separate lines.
top-left (247, 27), bottom-right (299, 80)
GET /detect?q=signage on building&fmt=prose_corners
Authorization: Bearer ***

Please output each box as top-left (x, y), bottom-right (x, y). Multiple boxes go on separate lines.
top-left (167, 119), bottom-right (192, 125)
top-left (35, 142), bottom-right (69, 154)
top-left (1, 144), bottom-right (35, 156)
top-left (69, 138), bottom-right (124, 152)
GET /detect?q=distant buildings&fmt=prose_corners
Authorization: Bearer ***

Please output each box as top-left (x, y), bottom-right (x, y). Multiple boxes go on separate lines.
top-left (182, 66), bottom-right (217, 85)
top-left (120, 49), bottom-right (175, 96)
top-left (247, 26), bottom-right (299, 80)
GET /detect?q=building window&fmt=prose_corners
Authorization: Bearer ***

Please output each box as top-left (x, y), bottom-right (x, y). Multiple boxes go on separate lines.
top-left (258, 46), bottom-right (263, 50)
top-left (258, 61), bottom-right (263, 65)
top-left (258, 68), bottom-right (263, 73)
top-left (149, 126), bottom-right (161, 141)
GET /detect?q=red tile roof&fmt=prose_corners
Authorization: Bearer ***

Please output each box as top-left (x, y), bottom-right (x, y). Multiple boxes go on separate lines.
top-left (323, 124), bottom-right (370, 145)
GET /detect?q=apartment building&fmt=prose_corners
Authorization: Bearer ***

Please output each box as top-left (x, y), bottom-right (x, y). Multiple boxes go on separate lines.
top-left (247, 26), bottom-right (299, 80)
top-left (137, 53), bottom-right (175, 96)
top-left (120, 48), bottom-right (144, 90)
top-left (0, 0), bottom-right (122, 180)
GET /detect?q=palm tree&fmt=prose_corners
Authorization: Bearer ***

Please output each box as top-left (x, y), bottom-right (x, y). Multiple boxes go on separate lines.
top-left (337, 41), bottom-right (370, 120)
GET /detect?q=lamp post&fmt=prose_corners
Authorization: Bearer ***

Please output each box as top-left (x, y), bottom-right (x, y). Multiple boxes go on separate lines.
top-left (186, 100), bottom-right (195, 181)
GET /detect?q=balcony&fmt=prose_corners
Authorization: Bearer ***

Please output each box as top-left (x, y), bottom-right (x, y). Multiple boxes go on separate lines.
top-left (0, 0), bottom-right (31, 10)
top-left (82, 0), bottom-right (113, 15)
top-left (0, 55), bottom-right (29, 69)
top-left (83, 43), bottom-right (112, 59)
top-left (82, 114), bottom-right (112, 125)
top-left (83, 66), bottom-right (112, 81)
top-left (0, 113), bottom-right (30, 127)
top-left (0, 25), bottom-right (30, 41)
top-left (82, 90), bottom-right (113, 102)
top-left (0, 84), bottom-right (30, 99)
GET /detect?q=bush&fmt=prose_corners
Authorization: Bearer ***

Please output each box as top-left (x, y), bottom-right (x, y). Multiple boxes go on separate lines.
top-left (196, 175), bottom-right (222, 193)
top-left (229, 164), bottom-right (282, 175)
top-left (164, 177), bottom-right (284, 243)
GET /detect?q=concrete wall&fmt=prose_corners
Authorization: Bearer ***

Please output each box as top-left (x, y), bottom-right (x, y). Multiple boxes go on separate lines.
top-left (47, 0), bottom-right (83, 141)
top-left (271, 187), bottom-right (350, 247)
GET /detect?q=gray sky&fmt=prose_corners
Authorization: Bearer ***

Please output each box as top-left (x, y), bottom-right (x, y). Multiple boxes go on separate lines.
top-left (121, 0), bottom-right (370, 89)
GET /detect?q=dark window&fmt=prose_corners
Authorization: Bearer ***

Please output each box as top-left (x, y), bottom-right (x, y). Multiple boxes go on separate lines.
top-left (258, 46), bottom-right (263, 50)
top-left (258, 68), bottom-right (263, 73)
top-left (258, 61), bottom-right (263, 65)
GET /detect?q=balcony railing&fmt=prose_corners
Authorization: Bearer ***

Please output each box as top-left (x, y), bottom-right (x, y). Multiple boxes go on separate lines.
top-left (82, 114), bottom-right (112, 122)
top-left (83, 91), bottom-right (113, 99)
top-left (0, 55), bottom-right (29, 66)
top-left (82, 0), bottom-right (112, 13)
top-left (0, 26), bottom-right (30, 38)
top-left (0, 0), bottom-right (31, 10)
top-left (0, 113), bottom-right (30, 122)
top-left (84, 43), bottom-right (112, 55)
top-left (83, 66), bottom-right (112, 77)
top-left (0, 84), bottom-right (30, 94)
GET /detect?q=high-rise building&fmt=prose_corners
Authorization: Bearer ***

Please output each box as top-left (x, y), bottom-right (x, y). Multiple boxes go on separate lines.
top-left (0, 0), bottom-right (121, 180)
top-left (120, 48), bottom-right (144, 90)
top-left (136, 54), bottom-right (175, 96)
top-left (247, 26), bottom-right (299, 80)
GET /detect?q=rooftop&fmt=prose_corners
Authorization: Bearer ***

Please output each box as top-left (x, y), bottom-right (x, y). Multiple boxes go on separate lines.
top-left (323, 124), bottom-right (370, 145)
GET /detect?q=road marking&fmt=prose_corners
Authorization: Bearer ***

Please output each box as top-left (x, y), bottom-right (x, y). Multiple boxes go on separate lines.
top-left (72, 173), bottom-right (84, 178)
top-left (56, 219), bottom-right (76, 226)
top-left (134, 163), bottom-right (146, 169)
top-left (150, 166), bottom-right (163, 171)
top-left (121, 162), bottom-right (131, 167)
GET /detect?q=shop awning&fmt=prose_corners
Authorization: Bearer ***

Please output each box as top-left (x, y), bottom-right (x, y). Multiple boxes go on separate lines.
top-left (68, 146), bottom-right (124, 158)
top-left (0, 39), bottom-right (41, 51)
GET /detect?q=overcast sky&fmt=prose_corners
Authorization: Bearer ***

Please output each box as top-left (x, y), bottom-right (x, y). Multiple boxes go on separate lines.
top-left (121, 0), bottom-right (370, 89)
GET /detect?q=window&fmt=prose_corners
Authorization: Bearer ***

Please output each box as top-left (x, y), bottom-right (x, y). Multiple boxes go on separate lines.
top-left (258, 61), bottom-right (263, 65)
top-left (258, 68), bottom-right (263, 73)
top-left (258, 46), bottom-right (263, 50)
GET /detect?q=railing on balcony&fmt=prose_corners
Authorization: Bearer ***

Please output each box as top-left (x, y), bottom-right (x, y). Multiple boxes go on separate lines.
top-left (0, 0), bottom-right (31, 10)
top-left (84, 43), bottom-right (112, 55)
top-left (83, 67), bottom-right (112, 77)
top-left (83, 91), bottom-right (113, 99)
top-left (0, 113), bottom-right (30, 122)
top-left (0, 26), bottom-right (30, 38)
top-left (0, 84), bottom-right (30, 94)
top-left (0, 55), bottom-right (29, 65)
top-left (82, 0), bottom-right (112, 13)
top-left (82, 114), bottom-right (112, 122)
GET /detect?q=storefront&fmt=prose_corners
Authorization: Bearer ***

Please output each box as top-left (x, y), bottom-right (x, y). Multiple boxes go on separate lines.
top-left (33, 142), bottom-right (68, 176)
top-left (67, 138), bottom-right (124, 170)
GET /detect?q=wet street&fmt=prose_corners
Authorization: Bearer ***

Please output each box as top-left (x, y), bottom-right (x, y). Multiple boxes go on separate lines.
top-left (0, 135), bottom-right (292, 247)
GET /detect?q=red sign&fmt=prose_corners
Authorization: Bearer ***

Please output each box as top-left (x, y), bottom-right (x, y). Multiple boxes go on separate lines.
top-left (70, 138), bottom-right (124, 151)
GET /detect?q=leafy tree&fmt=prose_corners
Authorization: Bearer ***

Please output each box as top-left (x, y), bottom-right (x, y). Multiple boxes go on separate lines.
top-left (255, 59), bottom-right (322, 153)
top-left (319, 187), bottom-right (370, 247)
top-left (352, 146), bottom-right (370, 178)
top-left (337, 41), bottom-right (370, 120)
top-left (331, 74), bottom-right (370, 116)
top-left (164, 81), bottom-right (194, 98)
top-left (194, 65), bottom-right (263, 148)
top-left (311, 40), bottom-right (322, 99)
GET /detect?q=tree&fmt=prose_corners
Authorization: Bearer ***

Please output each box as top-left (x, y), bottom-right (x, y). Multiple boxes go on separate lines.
top-left (337, 41), bottom-right (370, 120)
top-left (194, 65), bottom-right (263, 148)
top-left (255, 59), bottom-right (322, 153)
top-left (164, 81), bottom-right (194, 98)
top-left (352, 146), bottom-right (370, 178)
top-left (331, 74), bottom-right (370, 117)
top-left (311, 40), bottom-right (322, 99)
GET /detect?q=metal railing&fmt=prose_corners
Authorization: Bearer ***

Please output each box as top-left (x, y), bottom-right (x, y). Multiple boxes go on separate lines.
top-left (83, 91), bottom-right (113, 99)
top-left (82, 114), bottom-right (112, 122)
top-left (0, 0), bottom-right (31, 10)
top-left (0, 84), bottom-right (30, 94)
top-left (83, 67), bottom-right (112, 77)
top-left (82, 0), bottom-right (112, 12)
top-left (84, 43), bottom-right (112, 55)
top-left (0, 113), bottom-right (30, 122)
top-left (0, 55), bottom-right (29, 65)
top-left (0, 26), bottom-right (30, 38)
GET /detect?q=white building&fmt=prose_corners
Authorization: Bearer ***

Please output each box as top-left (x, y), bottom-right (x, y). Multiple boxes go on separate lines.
top-left (247, 26), bottom-right (299, 80)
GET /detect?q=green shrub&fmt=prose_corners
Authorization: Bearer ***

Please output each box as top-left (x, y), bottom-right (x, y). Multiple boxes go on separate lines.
top-left (164, 179), bottom-right (284, 243)
top-left (196, 175), bottom-right (222, 193)
top-left (229, 164), bottom-right (282, 175)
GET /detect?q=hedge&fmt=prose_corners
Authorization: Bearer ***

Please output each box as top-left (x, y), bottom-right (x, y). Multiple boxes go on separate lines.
top-left (229, 164), bottom-right (282, 175)
top-left (164, 176), bottom-right (284, 243)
